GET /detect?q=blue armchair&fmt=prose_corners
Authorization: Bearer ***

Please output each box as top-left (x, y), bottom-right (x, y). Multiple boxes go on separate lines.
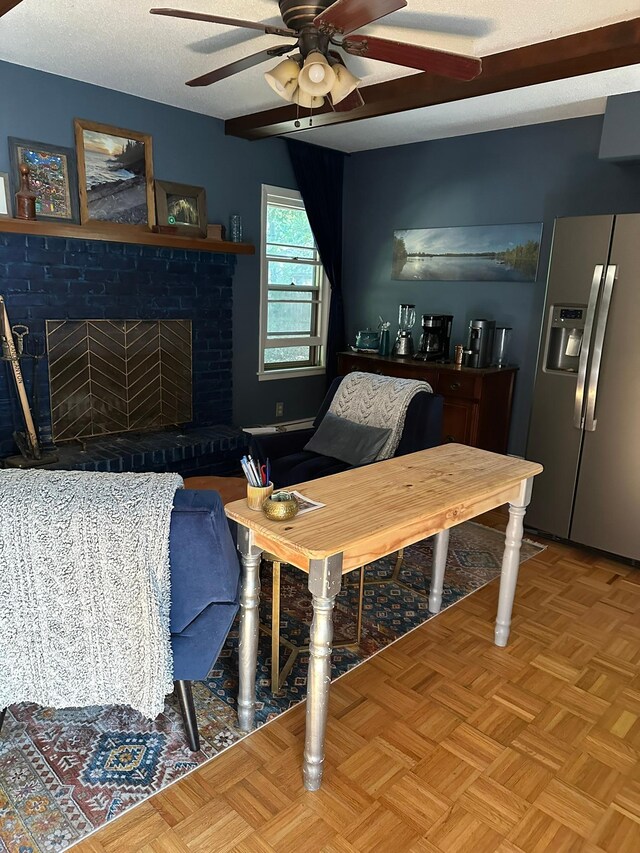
top-left (0, 487), bottom-right (240, 753)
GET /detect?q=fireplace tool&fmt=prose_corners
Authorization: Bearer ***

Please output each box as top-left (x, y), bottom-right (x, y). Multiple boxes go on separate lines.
top-left (0, 295), bottom-right (57, 467)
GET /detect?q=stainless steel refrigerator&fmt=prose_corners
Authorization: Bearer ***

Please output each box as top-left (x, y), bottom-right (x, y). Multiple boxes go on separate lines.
top-left (526, 214), bottom-right (640, 562)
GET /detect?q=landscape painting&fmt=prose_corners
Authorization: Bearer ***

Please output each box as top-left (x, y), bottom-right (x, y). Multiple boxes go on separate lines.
top-left (74, 119), bottom-right (155, 227)
top-left (393, 223), bottom-right (543, 282)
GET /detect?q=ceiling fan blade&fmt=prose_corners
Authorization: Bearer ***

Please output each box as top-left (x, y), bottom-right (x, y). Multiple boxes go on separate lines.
top-left (330, 88), bottom-right (365, 112)
top-left (187, 44), bottom-right (297, 87)
top-left (0, 0), bottom-right (25, 17)
top-left (315, 0), bottom-right (406, 37)
top-left (150, 8), bottom-right (296, 38)
top-left (342, 35), bottom-right (482, 80)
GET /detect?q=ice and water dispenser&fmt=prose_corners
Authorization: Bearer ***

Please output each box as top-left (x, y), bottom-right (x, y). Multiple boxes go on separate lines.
top-left (545, 305), bottom-right (585, 372)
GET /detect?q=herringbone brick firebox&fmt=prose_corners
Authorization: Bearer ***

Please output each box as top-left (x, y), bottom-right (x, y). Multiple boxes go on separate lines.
top-left (47, 319), bottom-right (192, 441)
top-left (0, 233), bottom-right (237, 470)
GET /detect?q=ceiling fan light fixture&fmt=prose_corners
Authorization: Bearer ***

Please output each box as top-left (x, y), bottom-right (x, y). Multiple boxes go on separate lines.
top-left (329, 62), bottom-right (361, 105)
top-left (298, 51), bottom-right (336, 97)
top-left (293, 88), bottom-right (325, 109)
top-left (264, 56), bottom-right (301, 102)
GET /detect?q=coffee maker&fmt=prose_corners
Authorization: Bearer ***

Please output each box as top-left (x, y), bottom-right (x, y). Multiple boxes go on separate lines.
top-left (414, 314), bottom-right (453, 362)
top-left (462, 319), bottom-right (496, 368)
top-left (392, 303), bottom-right (416, 357)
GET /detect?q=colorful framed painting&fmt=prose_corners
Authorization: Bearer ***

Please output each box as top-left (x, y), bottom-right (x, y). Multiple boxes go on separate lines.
top-left (74, 118), bottom-right (155, 227)
top-left (392, 222), bottom-right (543, 282)
top-left (0, 171), bottom-right (10, 218)
top-left (8, 138), bottom-right (80, 223)
top-left (155, 180), bottom-right (207, 237)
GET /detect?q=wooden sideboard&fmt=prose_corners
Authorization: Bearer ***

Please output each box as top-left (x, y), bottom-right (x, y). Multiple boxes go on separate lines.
top-left (337, 351), bottom-right (517, 453)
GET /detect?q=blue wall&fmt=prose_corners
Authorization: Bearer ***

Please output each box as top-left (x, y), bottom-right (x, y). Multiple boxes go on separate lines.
top-left (0, 60), bottom-right (328, 428)
top-left (343, 116), bottom-right (640, 454)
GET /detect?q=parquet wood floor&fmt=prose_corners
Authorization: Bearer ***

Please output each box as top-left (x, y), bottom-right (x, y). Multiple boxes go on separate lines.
top-left (72, 512), bottom-right (640, 852)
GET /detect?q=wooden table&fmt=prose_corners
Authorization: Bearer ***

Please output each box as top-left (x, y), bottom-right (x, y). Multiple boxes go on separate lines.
top-left (225, 444), bottom-right (542, 791)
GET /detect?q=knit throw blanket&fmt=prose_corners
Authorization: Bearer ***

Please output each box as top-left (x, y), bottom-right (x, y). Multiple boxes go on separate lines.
top-left (329, 371), bottom-right (433, 460)
top-left (0, 470), bottom-right (182, 719)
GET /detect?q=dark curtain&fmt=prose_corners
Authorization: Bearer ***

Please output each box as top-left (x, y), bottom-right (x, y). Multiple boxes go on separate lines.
top-left (286, 139), bottom-right (346, 382)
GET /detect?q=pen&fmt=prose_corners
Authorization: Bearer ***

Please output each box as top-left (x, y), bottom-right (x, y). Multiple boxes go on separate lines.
top-left (241, 456), bottom-right (260, 487)
top-left (247, 455), bottom-right (261, 486)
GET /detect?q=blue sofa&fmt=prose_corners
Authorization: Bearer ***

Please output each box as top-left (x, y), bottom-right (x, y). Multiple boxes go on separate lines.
top-left (169, 488), bottom-right (240, 751)
top-left (0, 487), bottom-right (240, 753)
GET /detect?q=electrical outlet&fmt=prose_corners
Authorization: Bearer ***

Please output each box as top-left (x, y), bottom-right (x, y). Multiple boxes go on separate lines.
top-left (275, 401), bottom-right (284, 418)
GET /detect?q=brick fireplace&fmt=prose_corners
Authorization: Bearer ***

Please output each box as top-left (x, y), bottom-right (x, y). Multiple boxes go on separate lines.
top-left (0, 232), bottom-right (244, 473)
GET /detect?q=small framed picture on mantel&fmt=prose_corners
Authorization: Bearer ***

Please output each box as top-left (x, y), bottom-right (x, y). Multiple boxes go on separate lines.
top-left (155, 180), bottom-right (207, 238)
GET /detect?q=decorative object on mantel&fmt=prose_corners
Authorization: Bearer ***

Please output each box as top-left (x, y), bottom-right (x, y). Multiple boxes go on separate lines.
top-left (8, 136), bottom-right (80, 223)
top-left (393, 222), bottom-right (543, 282)
top-left (13, 163), bottom-right (37, 221)
top-left (155, 179), bottom-right (207, 238)
top-left (0, 171), bottom-right (10, 218)
top-left (74, 118), bottom-right (155, 228)
top-left (207, 223), bottom-right (224, 241)
top-left (152, 224), bottom-right (179, 235)
top-left (229, 213), bottom-right (243, 243)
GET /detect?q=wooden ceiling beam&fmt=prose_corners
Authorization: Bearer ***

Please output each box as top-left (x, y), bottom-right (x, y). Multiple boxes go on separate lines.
top-left (225, 18), bottom-right (640, 140)
top-left (0, 0), bottom-right (25, 18)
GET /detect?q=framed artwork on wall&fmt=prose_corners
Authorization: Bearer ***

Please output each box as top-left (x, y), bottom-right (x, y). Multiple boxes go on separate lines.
top-left (155, 180), bottom-right (207, 237)
top-left (0, 172), bottom-right (11, 218)
top-left (392, 222), bottom-right (543, 282)
top-left (74, 118), bottom-right (155, 228)
top-left (8, 137), bottom-right (80, 223)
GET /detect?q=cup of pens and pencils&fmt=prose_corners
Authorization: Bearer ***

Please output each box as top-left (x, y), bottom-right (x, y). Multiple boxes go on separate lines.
top-left (241, 454), bottom-right (273, 510)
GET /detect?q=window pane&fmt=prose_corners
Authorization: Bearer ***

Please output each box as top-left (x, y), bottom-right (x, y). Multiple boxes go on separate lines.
top-left (267, 204), bottom-right (314, 248)
top-left (268, 300), bottom-right (312, 335)
top-left (268, 289), bottom-right (313, 301)
top-left (268, 260), bottom-right (317, 287)
top-left (267, 243), bottom-right (316, 260)
top-left (265, 346), bottom-right (311, 365)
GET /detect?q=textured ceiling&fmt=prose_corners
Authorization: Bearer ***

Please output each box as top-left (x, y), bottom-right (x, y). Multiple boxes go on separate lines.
top-left (0, 1), bottom-right (639, 150)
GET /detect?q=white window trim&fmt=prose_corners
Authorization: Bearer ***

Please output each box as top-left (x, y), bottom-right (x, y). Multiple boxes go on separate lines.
top-left (258, 184), bottom-right (329, 381)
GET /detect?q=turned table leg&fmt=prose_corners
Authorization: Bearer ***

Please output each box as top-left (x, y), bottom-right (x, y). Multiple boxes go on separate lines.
top-left (429, 529), bottom-right (450, 614)
top-left (495, 478), bottom-right (533, 647)
top-left (303, 553), bottom-right (343, 792)
top-left (237, 526), bottom-right (262, 731)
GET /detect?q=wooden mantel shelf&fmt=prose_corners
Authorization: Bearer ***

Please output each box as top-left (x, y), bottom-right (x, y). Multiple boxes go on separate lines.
top-left (0, 218), bottom-right (255, 255)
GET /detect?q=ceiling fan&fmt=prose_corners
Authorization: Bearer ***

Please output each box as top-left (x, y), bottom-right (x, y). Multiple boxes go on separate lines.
top-left (151, 0), bottom-right (482, 115)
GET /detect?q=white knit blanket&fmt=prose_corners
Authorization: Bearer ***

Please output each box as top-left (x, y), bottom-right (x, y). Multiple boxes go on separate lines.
top-left (0, 470), bottom-right (182, 719)
top-left (329, 371), bottom-right (433, 459)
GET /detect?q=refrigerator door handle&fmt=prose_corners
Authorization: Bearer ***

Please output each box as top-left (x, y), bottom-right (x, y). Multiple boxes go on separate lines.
top-left (573, 264), bottom-right (604, 430)
top-left (584, 264), bottom-right (617, 432)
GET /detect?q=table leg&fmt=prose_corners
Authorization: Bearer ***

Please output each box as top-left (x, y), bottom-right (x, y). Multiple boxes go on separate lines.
top-left (495, 478), bottom-right (533, 647)
top-left (304, 553), bottom-right (343, 792)
top-left (271, 560), bottom-right (281, 693)
top-left (237, 526), bottom-right (262, 731)
top-left (429, 529), bottom-right (450, 613)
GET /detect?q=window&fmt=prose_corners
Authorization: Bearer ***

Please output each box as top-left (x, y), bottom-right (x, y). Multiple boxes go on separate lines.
top-left (259, 185), bottom-right (328, 380)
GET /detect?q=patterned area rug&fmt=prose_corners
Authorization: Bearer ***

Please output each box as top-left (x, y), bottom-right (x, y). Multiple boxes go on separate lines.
top-left (0, 522), bottom-right (543, 853)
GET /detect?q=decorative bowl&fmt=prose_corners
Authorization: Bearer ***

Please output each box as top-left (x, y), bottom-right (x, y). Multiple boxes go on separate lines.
top-left (262, 491), bottom-right (299, 522)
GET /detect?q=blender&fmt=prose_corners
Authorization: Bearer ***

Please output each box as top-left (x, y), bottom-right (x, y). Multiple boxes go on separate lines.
top-left (392, 304), bottom-right (416, 357)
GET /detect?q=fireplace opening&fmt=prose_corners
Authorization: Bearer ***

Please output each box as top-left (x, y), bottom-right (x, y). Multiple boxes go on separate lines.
top-left (46, 319), bottom-right (192, 442)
